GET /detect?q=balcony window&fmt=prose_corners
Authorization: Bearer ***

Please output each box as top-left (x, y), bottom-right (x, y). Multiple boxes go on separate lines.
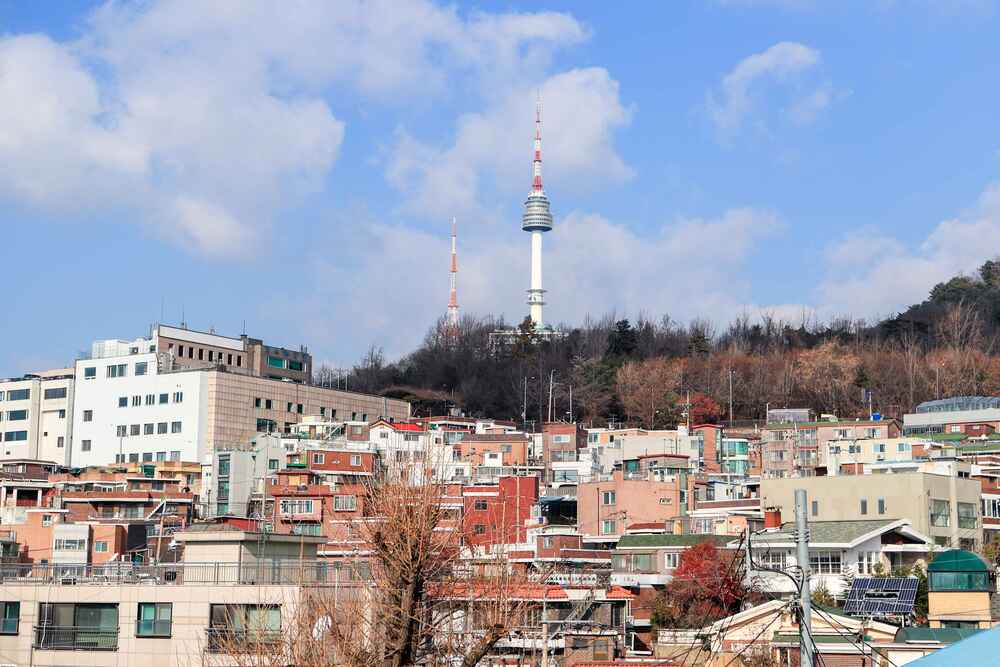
top-left (0, 602), bottom-right (19, 634)
top-left (35, 603), bottom-right (119, 651)
top-left (136, 603), bottom-right (172, 638)
top-left (280, 500), bottom-right (314, 515)
top-left (632, 553), bottom-right (652, 572)
top-left (207, 604), bottom-right (280, 652)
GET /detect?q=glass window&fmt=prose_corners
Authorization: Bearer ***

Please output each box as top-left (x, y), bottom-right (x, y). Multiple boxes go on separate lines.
top-left (157, 422), bottom-right (167, 434)
top-left (81, 440), bottom-right (92, 451)
top-left (144, 424), bottom-right (154, 435)
top-left (811, 500), bottom-right (819, 517)
top-left (159, 393), bottom-right (168, 404)
top-left (135, 362), bottom-right (148, 376)
top-left (312, 453), bottom-right (324, 464)
top-left (118, 396), bottom-right (128, 408)
top-left (6, 410), bottom-right (27, 421)
top-left (958, 502), bottom-right (978, 529)
top-left (6, 389), bottom-right (29, 401)
top-left (860, 499), bottom-right (868, 515)
top-left (171, 421), bottom-right (181, 434)
top-left (3, 431), bottom-right (27, 442)
top-left (809, 550), bottom-right (843, 574)
top-left (664, 552), bottom-right (680, 569)
top-left (930, 571), bottom-right (990, 591)
top-left (350, 455), bottom-right (361, 466)
top-left (288, 360), bottom-right (304, 371)
top-left (474, 499), bottom-right (488, 511)
top-left (130, 424), bottom-right (140, 436)
top-left (267, 356), bottom-right (286, 369)
top-left (334, 495), bottom-right (357, 511)
top-left (132, 395), bottom-right (141, 407)
top-left (268, 459), bottom-right (279, 470)
top-left (169, 451), bottom-right (180, 462)
top-left (145, 394), bottom-right (154, 406)
top-left (44, 387), bottom-right (68, 400)
top-left (601, 491), bottom-right (616, 505)
top-left (57, 436), bottom-right (64, 448)
top-left (173, 392), bottom-right (183, 403)
top-left (83, 410), bottom-right (93, 422)
top-left (931, 499), bottom-right (951, 527)
top-left (756, 550), bottom-right (786, 570)
top-left (632, 553), bottom-right (652, 571)
top-left (265, 399), bottom-right (272, 410)
top-left (84, 367), bottom-right (96, 379)
top-left (142, 453), bottom-right (153, 462)
top-left (254, 397), bottom-right (261, 408)
top-left (218, 457), bottom-right (230, 476)
top-left (137, 602), bottom-right (172, 637)
top-left (94, 541), bottom-right (108, 553)
top-left (156, 452), bottom-right (166, 462)
top-left (600, 519), bottom-right (617, 535)
top-left (128, 453), bottom-right (139, 463)
top-left (0, 601), bottom-right (19, 634)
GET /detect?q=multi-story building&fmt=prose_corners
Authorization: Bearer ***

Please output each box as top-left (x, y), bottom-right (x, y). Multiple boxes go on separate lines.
top-left (823, 436), bottom-right (929, 472)
top-left (577, 468), bottom-right (692, 544)
top-left (70, 330), bottom-right (409, 467)
top-left (761, 418), bottom-right (901, 478)
top-left (0, 368), bottom-right (75, 463)
top-left (904, 396), bottom-right (1000, 437)
top-left (462, 476), bottom-right (538, 548)
top-left (761, 459), bottom-right (983, 550)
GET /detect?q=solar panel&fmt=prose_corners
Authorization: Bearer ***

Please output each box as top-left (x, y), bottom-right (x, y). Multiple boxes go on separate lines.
top-left (844, 577), bottom-right (918, 616)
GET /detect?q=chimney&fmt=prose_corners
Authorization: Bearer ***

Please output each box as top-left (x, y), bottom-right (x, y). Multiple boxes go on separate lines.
top-left (764, 507), bottom-right (782, 529)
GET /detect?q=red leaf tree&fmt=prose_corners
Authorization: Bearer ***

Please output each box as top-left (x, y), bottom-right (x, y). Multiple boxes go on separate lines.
top-left (686, 392), bottom-right (724, 425)
top-left (651, 541), bottom-right (746, 629)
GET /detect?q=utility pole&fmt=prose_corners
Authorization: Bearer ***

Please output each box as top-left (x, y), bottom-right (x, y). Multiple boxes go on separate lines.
top-left (547, 370), bottom-right (556, 423)
top-left (795, 488), bottom-right (814, 667)
top-left (568, 384), bottom-right (573, 423)
top-left (523, 377), bottom-right (529, 425)
top-left (541, 596), bottom-right (549, 667)
top-left (728, 369), bottom-right (734, 427)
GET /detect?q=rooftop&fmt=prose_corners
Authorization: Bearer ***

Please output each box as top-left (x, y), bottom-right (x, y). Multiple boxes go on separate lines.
top-left (927, 549), bottom-right (989, 573)
top-left (754, 519), bottom-right (907, 546)
top-left (616, 534), bottom-right (733, 549)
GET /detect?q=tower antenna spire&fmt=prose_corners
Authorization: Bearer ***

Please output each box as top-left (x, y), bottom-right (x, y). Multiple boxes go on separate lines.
top-left (447, 217), bottom-right (459, 328)
top-left (522, 92), bottom-right (554, 328)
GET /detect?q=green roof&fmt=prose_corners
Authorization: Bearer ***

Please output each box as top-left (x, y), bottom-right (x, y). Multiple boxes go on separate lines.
top-left (923, 433), bottom-right (967, 442)
top-left (765, 419), bottom-right (893, 428)
top-left (957, 442), bottom-right (1000, 452)
top-left (616, 534), bottom-right (733, 549)
top-left (896, 627), bottom-right (982, 644)
top-left (928, 549), bottom-right (989, 573)
top-left (756, 520), bottom-right (901, 545)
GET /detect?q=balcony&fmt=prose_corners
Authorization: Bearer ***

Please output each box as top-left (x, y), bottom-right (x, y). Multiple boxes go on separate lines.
top-left (205, 628), bottom-right (282, 653)
top-left (33, 626), bottom-right (119, 651)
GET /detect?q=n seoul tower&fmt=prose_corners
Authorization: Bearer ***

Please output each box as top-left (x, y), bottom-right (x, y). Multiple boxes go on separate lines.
top-left (522, 98), bottom-right (554, 328)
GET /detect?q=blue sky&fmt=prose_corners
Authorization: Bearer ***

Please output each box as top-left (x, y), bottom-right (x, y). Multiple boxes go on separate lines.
top-left (2, 0), bottom-right (1000, 374)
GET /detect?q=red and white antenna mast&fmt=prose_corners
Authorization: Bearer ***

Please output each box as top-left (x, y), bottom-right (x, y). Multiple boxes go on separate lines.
top-left (447, 217), bottom-right (459, 327)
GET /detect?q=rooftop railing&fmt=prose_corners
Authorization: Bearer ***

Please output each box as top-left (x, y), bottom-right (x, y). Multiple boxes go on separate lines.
top-left (0, 560), bottom-right (370, 587)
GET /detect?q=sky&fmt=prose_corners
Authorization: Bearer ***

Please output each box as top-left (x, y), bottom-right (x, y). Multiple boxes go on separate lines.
top-left (3, 0), bottom-right (1000, 374)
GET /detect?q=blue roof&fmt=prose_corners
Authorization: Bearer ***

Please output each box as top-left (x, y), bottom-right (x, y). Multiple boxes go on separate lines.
top-left (908, 626), bottom-right (997, 665)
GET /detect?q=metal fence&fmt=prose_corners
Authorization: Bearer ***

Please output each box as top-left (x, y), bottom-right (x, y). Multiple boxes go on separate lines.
top-left (0, 560), bottom-right (370, 586)
top-left (33, 625), bottom-right (119, 651)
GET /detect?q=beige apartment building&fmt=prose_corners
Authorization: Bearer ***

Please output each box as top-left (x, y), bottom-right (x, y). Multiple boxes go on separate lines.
top-left (0, 368), bottom-right (75, 463)
top-left (761, 463), bottom-right (983, 551)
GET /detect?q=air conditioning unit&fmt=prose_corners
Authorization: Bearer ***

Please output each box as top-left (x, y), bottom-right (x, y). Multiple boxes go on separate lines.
top-left (876, 454), bottom-right (885, 461)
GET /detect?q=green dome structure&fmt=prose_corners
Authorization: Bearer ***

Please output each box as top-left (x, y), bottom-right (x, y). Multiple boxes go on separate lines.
top-left (928, 550), bottom-right (993, 592)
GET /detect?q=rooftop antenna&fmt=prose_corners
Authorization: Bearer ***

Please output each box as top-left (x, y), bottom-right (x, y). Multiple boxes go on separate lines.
top-left (181, 305), bottom-right (187, 330)
top-left (242, 320), bottom-right (247, 336)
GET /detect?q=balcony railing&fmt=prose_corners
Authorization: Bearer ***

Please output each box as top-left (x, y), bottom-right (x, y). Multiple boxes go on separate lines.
top-left (33, 625), bottom-right (119, 651)
top-left (0, 560), bottom-right (369, 586)
top-left (205, 628), bottom-right (283, 653)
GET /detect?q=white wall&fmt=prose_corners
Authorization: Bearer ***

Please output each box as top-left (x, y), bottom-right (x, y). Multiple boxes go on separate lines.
top-left (71, 353), bottom-right (206, 466)
top-left (0, 374), bottom-right (74, 464)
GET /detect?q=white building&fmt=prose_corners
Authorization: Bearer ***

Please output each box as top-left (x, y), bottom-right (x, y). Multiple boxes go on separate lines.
top-left (0, 368), bottom-right (75, 464)
top-left (71, 352), bottom-right (206, 467)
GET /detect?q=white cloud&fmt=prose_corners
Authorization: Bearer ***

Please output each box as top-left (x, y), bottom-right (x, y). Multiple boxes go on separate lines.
top-left (707, 41), bottom-right (834, 133)
top-left (0, 1), bottom-right (587, 256)
top-left (300, 207), bottom-right (781, 357)
top-left (815, 182), bottom-right (1000, 317)
top-left (387, 67), bottom-right (633, 221)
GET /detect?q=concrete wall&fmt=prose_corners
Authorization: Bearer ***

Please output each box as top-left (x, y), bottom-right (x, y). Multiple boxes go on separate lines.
top-left (0, 372), bottom-right (74, 464)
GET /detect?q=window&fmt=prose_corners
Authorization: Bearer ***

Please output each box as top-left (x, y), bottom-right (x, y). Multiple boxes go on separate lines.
top-left (217, 481), bottom-right (229, 502)
top-left (280, 499), bottom-right (315, 514)
top-left (474, 499), bottom-right (489, 511)
top-left (128, 453), bottom-right (139, 463)
top-left (288, 360), bottom-right (304, 371)
top-left (208, 351), bottom-right (214, 362)
top-left (860, 499), bottom-right (868, 515)
top-left (157, 422), bottom-right (167, 434)
top-left (600, 519), bottom-right (617, 535)
top-left (44, 387), bottom-right (68, 400)
top-left (37, 603), bottom-right (119, 650)
top-left (268, 356), bottom-right (286, 369)
top-left (334, 495), bottom-right (357, 511)
top-left (137, 602), bottom-right (172, 637)
top-left (83, 410), bottom-right (93, 422)
top-left (130, 424), bottom-right (140, 436)
top-left (135, 362), bottom-right (148, 376)
top-left (601, 490), bottom-right (616, 505)
top-left (144, 423), bottom-right (154, 435)
top-left (809, 550), bottom-right (842, 574)
top-left (312, 453), bottom-right (325, 464)
top-left (107, 364), bottom-right (127, 378)
top-left (42, 514), bottom-right (53, 526)
top-left (218, 456), bottom-right (231, 476)
top-left (84, 367), bottom-right (96, 380)
top-left (236, 355), bottom-right (242, 367)
top-left (118, 396), bottom-right (128, 408)
top-left (81, 439), bottom-right (92, 452)
top-left (169, 451), bottom-right (180, 462)
top-left (664, 552), bottom-right (680, 569)
top-left (171, 421), bottom-right (182, 434)
top-left (473, 524), bottom-right (486, 535)
top-left (132, 395), bottom-right (141, 407)
top-left (159, 393), bottom-right (168, 405)
top-left (58, 409), bottom-right (66, 419)
top-left (287, 402), bottom-right (293, 412)
top-left (6, 389), bottom-right (29, 401)
top-left (631, 553), bottom-right (653, 571)
top-left (172, 392), bottom-right (183, 403)
top-left (856, 551), bottom-right (880, 575)
top-left (198, 349), bottom-right (204, 361)
top-left (265, 399), bottom-right (272, 410)
top-left (156, 452), bottom-right (166, 462)
top-left (3, 431), bottom-right (27, 442)
top-left (6, 410), bottom-right (27, 421)
top-left (958, 502), bottom-right (978, 529)
top-left (350, 455), bottom-right (361, 466)
top-left (116, 425), bottom-right (127, 437)
top-left (55, 539), bottom-right (87, 551)
top-left (297, 403), bottom-right (304, 414)
top-left (94, 541), bottom-right (108, 553)
top-left (227, 354), bottom-right (233, 365)
top-left (57, 436), bottom-right (64, 448)
top-left (254, 397), bottom-right (262, 408)
top-left (142, 453), bottom-right (153, 462)
top-left (144, 394), bottom-right (154, 406)
top-left (877, 498), bottom-right (886, 515)
top-left (811, 500), bottom-right (819, 517)
top-left (0, 601), bottom-right (20, 634)
top-left (930, 499), bottom-right (951, 527)
top-left (268, 459), bottom-right (279, 470)
top-left (898, 442), bottom-right (911, 452)
top-left (756, 550), bottom-right (787, 570)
